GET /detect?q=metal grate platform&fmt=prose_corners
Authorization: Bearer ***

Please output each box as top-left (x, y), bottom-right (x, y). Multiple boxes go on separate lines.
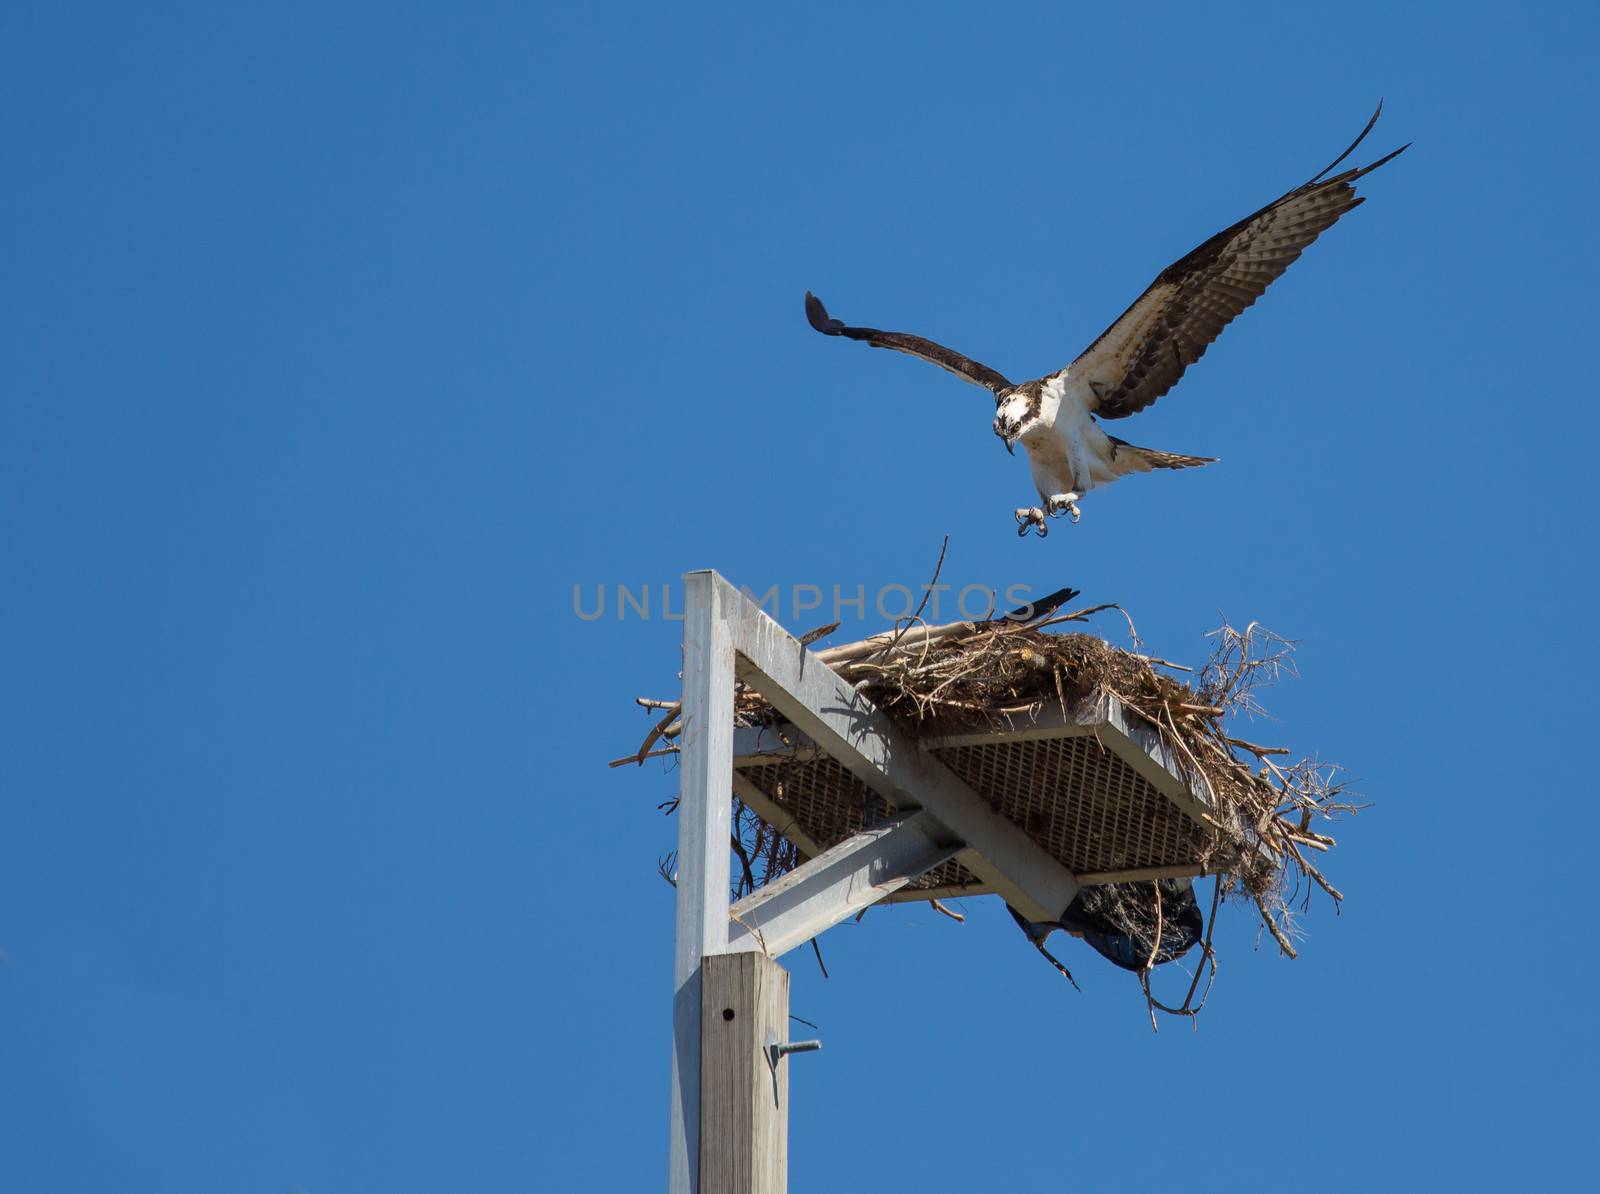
top-left (730, 699), bottom-right (1221, 899)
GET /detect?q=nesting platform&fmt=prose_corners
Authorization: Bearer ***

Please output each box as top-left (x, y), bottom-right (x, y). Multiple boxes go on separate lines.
top-left (732, 691), bottom-right (1223, 904)
top-left (663, 570), bottom-right (1332, 1190)
top-left (652, 570), bottom-right (1288, 955)
top-left (632, 568), bottom-right (1303, 960)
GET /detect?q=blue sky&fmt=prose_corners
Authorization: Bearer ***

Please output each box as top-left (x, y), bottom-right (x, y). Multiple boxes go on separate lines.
top-left (3, 2), bottom-right (1597, 1190)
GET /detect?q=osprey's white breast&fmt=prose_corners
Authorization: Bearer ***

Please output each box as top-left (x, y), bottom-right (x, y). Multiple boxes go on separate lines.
top-left (1020, 372), bottom-right (1116, 498)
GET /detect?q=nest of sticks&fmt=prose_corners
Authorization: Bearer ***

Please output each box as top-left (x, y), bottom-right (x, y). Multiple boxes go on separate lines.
top-left (623, 590), bottom-right (1359, 1012)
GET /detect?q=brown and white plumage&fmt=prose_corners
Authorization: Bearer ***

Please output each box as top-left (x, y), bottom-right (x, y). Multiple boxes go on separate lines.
top-left (805, 104), bottom-right (1408, 536)
top-left (804, 298), bottom-right (1013, 392)
top-left (1071, 106), bottom-right (1408, 419)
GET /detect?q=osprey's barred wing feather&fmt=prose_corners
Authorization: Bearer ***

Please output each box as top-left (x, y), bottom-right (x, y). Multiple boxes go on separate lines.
top-left (805, 292), bottom-right (1012, 393)
top-left (1069, 104), bottom-right (1409, 420)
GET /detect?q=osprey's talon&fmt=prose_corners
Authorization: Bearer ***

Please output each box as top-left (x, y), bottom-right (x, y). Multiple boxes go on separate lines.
top-left (1046, 493), bottom-right (1082, 523)
top-left (1015, 507), bottom-right (1048, 538)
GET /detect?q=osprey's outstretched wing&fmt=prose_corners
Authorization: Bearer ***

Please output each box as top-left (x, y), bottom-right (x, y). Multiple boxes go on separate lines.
top-left (805, 292), bottom-right (1013, 393)
top-left (1067, 103), bottom-right (1409, 420)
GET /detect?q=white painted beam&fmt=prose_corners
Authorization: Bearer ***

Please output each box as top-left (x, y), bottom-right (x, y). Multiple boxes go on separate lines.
top-left (913, 710), bottom-right (1097, 750)
top-left (1075, 863), bottom-right (1206, 886)
top-left (732, 722), bottom-right (824, 767)
top-left (726, 812), bottom-right (961, 958)
top-left (670, 571), bottom-right (735, 1194)
top-left (728, 771), bottom-right (827, 861)
top-left (880, 882), bottom-right (992, 903)
top-left (1086, 701), bottom-right (1217, 829)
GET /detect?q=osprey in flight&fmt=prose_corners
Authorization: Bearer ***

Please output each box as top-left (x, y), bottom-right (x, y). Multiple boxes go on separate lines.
top-left (806, 105), bottom-right (1407, 537)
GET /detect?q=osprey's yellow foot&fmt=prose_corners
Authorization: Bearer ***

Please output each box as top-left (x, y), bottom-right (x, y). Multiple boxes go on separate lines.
top-left (1046, 493), bottom-right (1082, 523)
top-left (1015, 507), bottom-right (1049, 538)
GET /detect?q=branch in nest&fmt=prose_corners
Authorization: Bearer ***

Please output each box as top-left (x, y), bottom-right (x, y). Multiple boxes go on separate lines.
top-left (1254, 895), bottom-right (1298, 958)
top-left (1227, 736), bottom-right (1291, 757)
top-left (629, 701), bottom-right (682, 765)
top-left (815, 619), bottom-right (976, 667)
top-left (883, 535), bottom-right (950, 655)
top-left (1130, 653), bottom-right (1192, 673)
top-left (1028, 602), bottom-right (1122, 631)
top-left (798, 621), bottom-right (840, 646)
top-left (608, 745), bottom-right (678, 768)
top-left (1280, 837), bottom-right (1346, 902)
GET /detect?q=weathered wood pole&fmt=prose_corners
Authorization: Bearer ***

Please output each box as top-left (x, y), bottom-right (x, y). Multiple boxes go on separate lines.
top-left (699, 952), bottom-right (791, 1194)
top-left (669, 571), bottom-right (734, 1194)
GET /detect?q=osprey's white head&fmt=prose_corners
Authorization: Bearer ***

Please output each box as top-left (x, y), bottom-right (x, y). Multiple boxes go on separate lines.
top-left (993, 385), bottom-right (1042, 455)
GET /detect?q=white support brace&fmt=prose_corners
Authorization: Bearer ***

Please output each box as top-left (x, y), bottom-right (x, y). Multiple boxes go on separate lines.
top-left (705, 570), bottom-right (1080, 924)
top-left (669, 572), bottom-right (735, 1194)
top-left (726, 812), bottom-right (962, 958)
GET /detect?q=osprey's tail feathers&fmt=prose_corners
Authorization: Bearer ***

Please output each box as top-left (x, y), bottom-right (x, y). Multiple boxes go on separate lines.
top-left (1108, 436), bottom-right (1217, 474)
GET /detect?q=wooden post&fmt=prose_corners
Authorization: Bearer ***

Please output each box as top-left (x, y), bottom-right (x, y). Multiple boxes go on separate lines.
top-left (700, 952), bottom-right (791, 1194)
top-left (670, 572), bottom-right (735, 1194)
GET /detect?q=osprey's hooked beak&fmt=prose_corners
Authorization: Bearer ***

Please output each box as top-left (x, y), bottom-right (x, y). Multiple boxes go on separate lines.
top-left (994, 404), bottom-right (1021, 454)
